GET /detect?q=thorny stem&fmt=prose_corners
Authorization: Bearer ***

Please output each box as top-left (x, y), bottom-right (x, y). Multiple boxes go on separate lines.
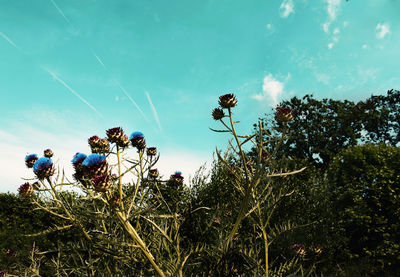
top-left (117, 145), bottom-right (125, 211)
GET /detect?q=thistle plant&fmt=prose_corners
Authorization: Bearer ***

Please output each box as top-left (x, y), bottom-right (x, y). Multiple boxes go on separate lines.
top-left (211, 93), bottom-right (305, 276)
top-left (11, 95), bottom-right (309, 276)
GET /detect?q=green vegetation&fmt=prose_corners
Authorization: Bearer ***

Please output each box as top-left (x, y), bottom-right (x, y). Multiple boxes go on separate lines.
top-left (1, 90), bottom-right (399, 276)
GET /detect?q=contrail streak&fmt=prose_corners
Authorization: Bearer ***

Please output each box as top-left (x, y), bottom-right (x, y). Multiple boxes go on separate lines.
top-left (44, 68), bottom-right (103, 117)
top-left (50, 0), bottom-right (72, 25)
top-left (0, 32), bottom-right (22, 51)
top-left (93, 52), bottom-right (106, 69)
top-left (145, 91), bottom-right (162, 131)
top-left (112, 78), bottom-right (149, 121)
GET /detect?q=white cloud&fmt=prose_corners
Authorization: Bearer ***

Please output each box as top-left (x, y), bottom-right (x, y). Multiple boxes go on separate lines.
top-left (280, 0), bottom-right (294, 18)
top-left (362, 44), bottom-right (368, 49)
top-left (323, 0), bottom-right (342, 33)
top-left (316, 73), bottom-right (330, 84)
top-left (252, 74), bottom-right (286, 107)
top-left (266, 24), bottom-right (272, 30)
top-left (333, 28), bottom-right (340, 35)
top-left (376, 23), bottom-right (390, 39)
top-left (328, 43), bottom-right (334, 49)
top-left (343, 21), bottom-right (348, 27)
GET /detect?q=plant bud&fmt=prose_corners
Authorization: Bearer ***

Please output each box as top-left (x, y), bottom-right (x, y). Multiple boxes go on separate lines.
top-left (212, 108), bottom-right (225, 120)
top-left (25, 154), bottom-right (38, 168)
top-left (218, 93), bottom-right (237, 109)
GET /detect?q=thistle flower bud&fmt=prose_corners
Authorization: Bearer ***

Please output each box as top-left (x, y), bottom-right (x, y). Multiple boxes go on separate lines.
top-left (0, 269), bottom-right (8, 277)
top-left (218, 93), bottom-right (237, 109)
top-left (310, 243), bottom-right (322, 255)
top-left (82, 154), bottom-right (108, 177)
top-left (129, 131), bottom-right (146, 149)
top-left (92, 174), bottom-right (112, 192)
top-left (147, 147), bottom-right (157, 156)
top-left (275, 107), bottom-right (293, 123)
top-left (170, 171), bottom-right (184, 184)
top-left (149, 169), bottom-right (159, 179)
top-left (117, 135), bottom-right (130, 148)
top-left (108, 192), bottom-right (121, 207)
top-left (44, 149), bottom-right (53, 158)
top-left (18, 182), bottom-right (33, 197)
top-left (212, 108), bottom-right (225, 120)
top-left (88, 136), bottom-right (109, 153)
top-left (33, 157), bottom-right (55, 179)
top-left (72, 153), bottom-right (87, 170)
top-left (106, 127), bottom-right (124, 143)
top-left (25, 154), bottom-right (38, 168)
top-left (291, 244), bottom-right (306, 256)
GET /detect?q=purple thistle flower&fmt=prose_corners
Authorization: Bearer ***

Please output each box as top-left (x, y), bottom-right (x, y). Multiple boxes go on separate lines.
top-left (33, 157), bottom-right (55, 179)
top-left (129, 131), bottom-right (146, 149)
top-left (18, 183), bottom-right (33, 197)
top-left (25, 154), bottom-right (38, 168)
top-left (0, 269), bottom-right (7, 276)
top-left (291, 244), bottom-right (306, 256)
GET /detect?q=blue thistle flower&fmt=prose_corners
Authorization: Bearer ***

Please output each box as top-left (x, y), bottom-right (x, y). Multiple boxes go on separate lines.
top-left (82, 154), bottom-right (106, 167)
top-left (129, 131), bottom-right (146, 149)
top-left (72, 153), bottom-right (87, 165)
top-left (25, 154), bottom-right (38, 168)
top-left (33, 157), bottom-right (55, 179)
top-left (82, 154), bottom-right (108, 177)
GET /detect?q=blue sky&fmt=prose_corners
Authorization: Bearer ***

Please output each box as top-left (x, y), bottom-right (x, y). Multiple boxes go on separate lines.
top-left (0, 0), bottom-right (399, 192)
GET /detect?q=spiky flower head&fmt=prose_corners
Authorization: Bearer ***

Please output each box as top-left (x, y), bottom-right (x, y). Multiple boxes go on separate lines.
top-left (88, 136), bottom-right (109, 153)
top-left (310, 243), bottom-right (322, 255)
top-left (82, 154), bottom-right (108, 177)
top-left (72, 153), bottom-right (87, 168)
top-left (33, 157), bottom-right (55, 179)
top-left (149, 169), bottom-right (159, 179)
top-left (170, 171), bottom-right (184, 184)
top-left (44, 149), bottom-right (53, 158)
top-left (25, 154), bottom-right (38, 168)
top-left (129, 131), bottom-right (146, 149)
top-left (116, 135), bottom-right (130, 148)
top-left (275, 107), bottom-right (293, 123)
top-left (212, 108), bottom-right (225, 120)
top-left (291, 244), bottom-right (306, 256)
top-left (18, 182), bottom-right (33, 197)
top-left (147, 147), bottom-right (157, 156)
top-left (106, 127), bottom-right (124, 143)
top-left (218, 93), bottom-right (237, 109)
top-left (0, 269), bottom-right (7, 277)
top-left (5, 249), bottom-right (16, 258)
top-left (92, 174), bottom-right (112, 192)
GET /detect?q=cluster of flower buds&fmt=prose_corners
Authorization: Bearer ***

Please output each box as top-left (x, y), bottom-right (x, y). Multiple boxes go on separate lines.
top-left (88, 135), bottom-right (110, 153)
top-left (275, 107), bottom-right (293, 123)
top-left (211, 93), bottom-right (237, 120)
top-left (106, 127), bottom-right (130, 148)
top-left (18, 182), bottom-right (33, 197)
top-left (291, 244), bottom-right (306, 256)
top-left (170, 171), bottom-right (184, 184)
top-left (43, 148), bottom-right (53, 158)
top-left (33, 157), bottom-right (55, 179)
top-left (130, 131), bottom-right (146, 150)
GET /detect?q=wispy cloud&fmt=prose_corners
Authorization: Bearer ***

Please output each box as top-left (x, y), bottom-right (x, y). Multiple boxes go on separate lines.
top-left (145, 91), bottom-right (162, 131)
top-left (43, 68), bottom-right (103, 117)
top-left (50, 0), bottom-right (72, 25)
top-left (376, 23), bottom-right (390, 39)
top-left (93, 52), bottom-right (107, 69)
top-left (252, 74), bottom-right (286, 107)
top-left (279, 0), bottom-right (294, 18)
top-left (323, 0), bottom-right (341, 33)
top-left (0, 32), bottom-right (22, 51)
top-left (112, 78), bottom-right (149, 121)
